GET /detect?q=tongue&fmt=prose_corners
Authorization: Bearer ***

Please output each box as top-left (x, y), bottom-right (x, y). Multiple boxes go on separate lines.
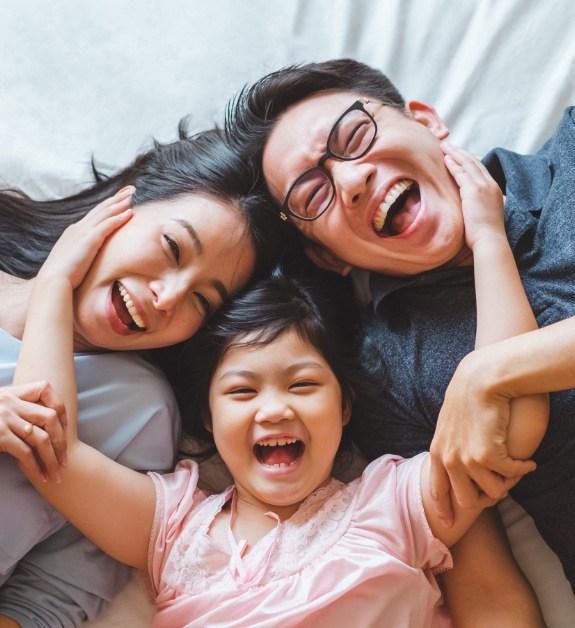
top-left (388, 189), bottom-right (421, 235)
top-left (111, 285), bottom-right (133, 327)
top-left (260, 444), bottom-right (299, 466)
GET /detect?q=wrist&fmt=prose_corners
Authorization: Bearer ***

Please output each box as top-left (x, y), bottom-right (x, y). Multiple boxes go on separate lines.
top-left (455, 347), bottom-right (514, 403)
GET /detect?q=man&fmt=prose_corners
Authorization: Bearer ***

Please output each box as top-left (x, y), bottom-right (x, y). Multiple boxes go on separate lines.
top-left (227, 59), bottom-right (575, 600)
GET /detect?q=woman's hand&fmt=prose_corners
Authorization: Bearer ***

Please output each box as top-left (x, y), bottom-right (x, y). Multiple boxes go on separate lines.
top-left (38, 187), bottom-right (134, 290)
top-left (441, 142), bottom-right (505, 250)
top-left (0, 381), bottom-right (68, 483)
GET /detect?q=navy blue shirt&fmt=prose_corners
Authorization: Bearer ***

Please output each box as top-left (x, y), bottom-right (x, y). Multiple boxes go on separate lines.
top-left (356, 107), bottom-right (575, 588)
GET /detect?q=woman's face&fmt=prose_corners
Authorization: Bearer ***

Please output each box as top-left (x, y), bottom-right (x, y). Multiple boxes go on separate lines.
top-left (72, 194), bottom-right (255, 352)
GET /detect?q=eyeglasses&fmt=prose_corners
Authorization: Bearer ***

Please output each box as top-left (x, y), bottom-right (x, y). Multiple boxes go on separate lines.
top-left (280, 98), bottom-right (378, 222)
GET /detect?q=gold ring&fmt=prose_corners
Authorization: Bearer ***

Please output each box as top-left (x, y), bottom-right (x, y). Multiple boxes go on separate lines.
top-left (22, 422), bottom-right (34, 439)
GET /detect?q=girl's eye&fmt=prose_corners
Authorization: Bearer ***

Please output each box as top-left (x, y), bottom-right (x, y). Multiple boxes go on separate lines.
top-left (194, 292), bottom-right (213, 317)
top-left (227, 387), bottom-right (256, 396)
top-left (163, 235), bottom-right (180, 262)
top-left (290, 380), bottom-right (317, 390)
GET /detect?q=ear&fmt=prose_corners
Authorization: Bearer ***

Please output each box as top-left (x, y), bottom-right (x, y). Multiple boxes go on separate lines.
top-left (342, 397), bottom-right (352, 427)
top-left (305, 242), bottom-right (353, 277)
top-left (203, 415), bottom-right (213, 434)
top-left (407, 100), bottom-right (450, 140)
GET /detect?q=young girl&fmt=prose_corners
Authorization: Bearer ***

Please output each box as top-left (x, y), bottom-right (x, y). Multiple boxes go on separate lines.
top-left (10, 146), bottom-right (546, 626)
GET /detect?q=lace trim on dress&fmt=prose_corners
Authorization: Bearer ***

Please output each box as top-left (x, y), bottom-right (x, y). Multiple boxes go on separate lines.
top-left (160, 477), bottom-right (359, 596)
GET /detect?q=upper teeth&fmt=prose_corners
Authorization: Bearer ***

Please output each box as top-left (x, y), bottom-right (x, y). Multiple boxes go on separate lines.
top-left (259, 438), bottom-right (298, 447)
top-left (117, 282), bottom-right (146, 329)
top-left (372, 178), bottom-right (414, 232)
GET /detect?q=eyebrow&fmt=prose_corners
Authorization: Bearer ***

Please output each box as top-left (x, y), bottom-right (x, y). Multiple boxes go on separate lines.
top-left (217, 360), bottom-right (324, 382)
top-left (172, 218), bottom-right (203, 255)
top-left (171, 218), bottom-right (229, 304)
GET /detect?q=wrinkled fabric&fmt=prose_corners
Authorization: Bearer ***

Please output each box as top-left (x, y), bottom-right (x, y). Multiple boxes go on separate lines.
top-left (148, 453), bottom-right (452, 627)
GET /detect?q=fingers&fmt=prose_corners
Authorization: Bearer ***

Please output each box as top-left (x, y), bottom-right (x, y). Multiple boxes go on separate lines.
top-left (441, 142), bottom-right (491, 184)
top-left (0, 385), bottom-right (67, 477)
top-left (445, 458), bottom-right (536, 509)
top-left (20, 419), bottom-right (62, 483)
top-left (429, 455), bottom-right (455, 527)
top-left (9, 381), bottom-right (68, 465)
top-left (85, 187), bottom-right (134, 232)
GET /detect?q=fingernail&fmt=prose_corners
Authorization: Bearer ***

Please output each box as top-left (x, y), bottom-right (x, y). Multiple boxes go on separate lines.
top-left (440, 517), bottom-right (452, 528)
top-left (117, 186), bottom-right (135, 197)
top-left (55, 470), bottom-right (62, 484)
top-left (61, 452), bottom-right (68, 466)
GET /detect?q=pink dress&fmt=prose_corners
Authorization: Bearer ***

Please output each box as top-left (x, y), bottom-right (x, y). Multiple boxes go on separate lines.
top-left (148, 453), bottom-right (452, 627)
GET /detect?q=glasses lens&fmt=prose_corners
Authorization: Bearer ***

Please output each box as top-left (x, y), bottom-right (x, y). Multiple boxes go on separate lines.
top-left (287, 168), bottom-right (334, 220)
top-left (329, 108), bottom-right (376, 159)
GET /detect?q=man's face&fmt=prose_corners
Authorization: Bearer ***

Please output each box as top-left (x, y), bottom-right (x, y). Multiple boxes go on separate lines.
top-left (263, 91), bottom-right (468, 276)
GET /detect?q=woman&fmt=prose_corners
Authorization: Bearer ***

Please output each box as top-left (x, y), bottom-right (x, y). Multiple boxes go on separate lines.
top-left (0, 128), bottom-right (281, 626)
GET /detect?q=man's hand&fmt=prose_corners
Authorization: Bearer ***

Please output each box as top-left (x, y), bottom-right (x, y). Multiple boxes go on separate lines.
top-left (429, 352), bottom-right (536, 526)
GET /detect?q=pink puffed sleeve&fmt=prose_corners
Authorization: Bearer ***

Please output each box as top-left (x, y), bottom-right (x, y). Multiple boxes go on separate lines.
top-left (354, 453), bottom-right (452, 575)
top-left (147, 460), bottom-right (209, 594)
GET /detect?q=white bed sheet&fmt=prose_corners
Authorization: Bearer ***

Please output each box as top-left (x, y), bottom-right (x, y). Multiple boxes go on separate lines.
top-left (1, 1), bottom-right (574, 625)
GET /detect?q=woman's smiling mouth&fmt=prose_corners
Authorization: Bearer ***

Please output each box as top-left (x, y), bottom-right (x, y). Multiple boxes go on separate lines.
top-left (111, 281), bottom-right (147, 332)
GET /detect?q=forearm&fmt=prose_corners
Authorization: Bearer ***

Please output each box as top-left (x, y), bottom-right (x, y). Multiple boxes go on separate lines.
top-left (442, 509), bottom-right (544, 627)
top-left (473, 238), bottom-right (548, 458)
top-left (473, 236), bottom-right (537, 346)
top-left (13, 273), bottom-right (78, 437)
top-left (472, 316), bottom-right (575, 396)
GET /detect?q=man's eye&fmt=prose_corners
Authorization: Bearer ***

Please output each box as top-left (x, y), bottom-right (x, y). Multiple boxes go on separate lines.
top-left (343, 121), bottom-right (369, 154)
top-left (304, 180), bottom-right (331, 216)
top-left (194, 292), bottom-right (213, 317)
top-left (163, 235), bottom-right (180, 262)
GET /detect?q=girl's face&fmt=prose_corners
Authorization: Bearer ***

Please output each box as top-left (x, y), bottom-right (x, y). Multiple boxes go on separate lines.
top-left (208, 328), bottom-right (350, 519)
top-left (72, 194), bottom-right (255, 351)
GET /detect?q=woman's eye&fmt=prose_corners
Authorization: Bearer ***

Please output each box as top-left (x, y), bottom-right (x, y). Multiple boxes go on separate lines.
top-left (194, 292), bottom-right (213, 317)
top-left (163, 235), bottom-right (180, 262)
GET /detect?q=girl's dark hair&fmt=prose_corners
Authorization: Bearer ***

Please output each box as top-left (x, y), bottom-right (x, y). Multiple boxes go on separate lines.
top-left (178, 264), bottom-right (371, 470)
top-left (0, 125), bottom-right (282, 280)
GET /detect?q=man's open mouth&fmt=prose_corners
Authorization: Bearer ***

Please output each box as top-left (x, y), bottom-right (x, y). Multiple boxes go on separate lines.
top-left (254, 438), bottom-right (305, 468)
top-left (111, 281), bottom-right (147, 332)
top-left (372, 178), bottom-right (421, 236)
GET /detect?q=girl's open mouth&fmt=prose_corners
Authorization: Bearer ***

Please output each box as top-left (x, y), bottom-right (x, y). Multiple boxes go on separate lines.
top-left (254, 438), bottom-right (305, 468)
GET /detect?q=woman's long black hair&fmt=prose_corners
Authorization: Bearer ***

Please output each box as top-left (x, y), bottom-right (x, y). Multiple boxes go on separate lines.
top-left (0, 124), bottom-right (282, 280)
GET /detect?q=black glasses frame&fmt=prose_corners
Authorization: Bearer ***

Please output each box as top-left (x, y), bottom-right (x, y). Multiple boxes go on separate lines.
top-left (280, 99), bottom-right (378, 222)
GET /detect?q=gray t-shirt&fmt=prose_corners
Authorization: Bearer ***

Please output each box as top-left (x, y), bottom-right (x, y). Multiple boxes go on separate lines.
top-left (0, 327), bottom-right (180, 625)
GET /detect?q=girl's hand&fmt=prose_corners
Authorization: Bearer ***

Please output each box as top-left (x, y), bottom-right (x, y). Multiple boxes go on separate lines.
top-left (0, 381), bottom-right (68, 483)
top-left (442, 142), bottom-right (505, 250)
top-left (38, 187), bottom-right (135, 290)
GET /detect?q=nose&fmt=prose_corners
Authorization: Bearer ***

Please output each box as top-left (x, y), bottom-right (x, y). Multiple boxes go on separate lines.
top-left (150, 275), bottom-right (189, 314)
top-left (332, 159), bottom-right (375, 207)
top-left (254, 394), bottom-right (295, 424)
